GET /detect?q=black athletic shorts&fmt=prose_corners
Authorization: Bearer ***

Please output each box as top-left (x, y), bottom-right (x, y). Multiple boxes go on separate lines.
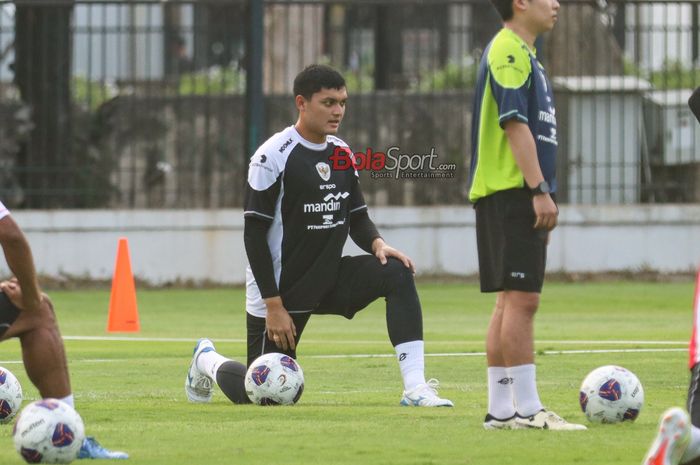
top-left (475, 187), bottom-right (549, 293)
top-left (0, 292), bottom-right (21, 338)
top-left (688, 363), bottom-right (700, 427)
top-left (246, 254), bottom-right (402, 366)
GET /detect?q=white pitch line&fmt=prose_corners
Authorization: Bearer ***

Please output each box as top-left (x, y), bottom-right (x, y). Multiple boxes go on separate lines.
top-left (537, 340), bottom-right (687, 345)
top-left (308, 348), bottom-right (686, 359)
top-left (62, 336), bottom-right (246, 343)
top-left (0, 359), bottom-right (124, 365)
top-left (60, 335), bottom-right (689, 345)
top-left (0, 347), bottom-right (685, 366)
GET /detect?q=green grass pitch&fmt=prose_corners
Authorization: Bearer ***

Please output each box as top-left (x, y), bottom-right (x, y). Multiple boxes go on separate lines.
top-left (0, 281), bottom-right (694, 464)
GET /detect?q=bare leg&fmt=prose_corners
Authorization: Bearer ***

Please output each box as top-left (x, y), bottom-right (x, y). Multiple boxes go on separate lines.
top-left (501, 290), bottom-right (539, 366)
top-left (485, 292), bottom-right (506, 367)
top-left (2, 297), bottom-right (71, 398)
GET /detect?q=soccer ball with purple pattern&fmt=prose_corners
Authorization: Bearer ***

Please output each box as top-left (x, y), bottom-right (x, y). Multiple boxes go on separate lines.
top-left (13, 399), bottom-right (85, 463)
top-left (579, 365), bottom-right (644, 423)
top-left (245, 352), bottom-right (304, 405)
top-left (0, 366), bottom-right (23, 424)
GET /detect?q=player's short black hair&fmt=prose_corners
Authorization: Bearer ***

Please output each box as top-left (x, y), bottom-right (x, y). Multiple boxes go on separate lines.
top-left (491, 0), bottom-right (514, 21)
top-left (293, 64), bottom-right (346, 101)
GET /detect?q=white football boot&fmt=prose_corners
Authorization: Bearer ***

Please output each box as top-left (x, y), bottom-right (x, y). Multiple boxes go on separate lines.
top-left (400, 378), bottom-right (454, 407)
top-left (483, 414), bottom-right (522, 430)
top-left (185, 338), bottom-right (216, 403)
top-left (514, 409), bottom-right (587, 430)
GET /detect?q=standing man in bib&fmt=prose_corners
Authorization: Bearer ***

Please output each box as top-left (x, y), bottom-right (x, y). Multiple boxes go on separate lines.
top-left (468, 0), bottom-right (585, 430)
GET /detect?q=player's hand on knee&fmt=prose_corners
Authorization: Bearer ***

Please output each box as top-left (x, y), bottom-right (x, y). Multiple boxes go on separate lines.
top-left (0, 279), bottom-right (42, 313)
top-left (264, 296), bottom-right (297, 351)
top-left (371, 238), bottom-right (416, 273)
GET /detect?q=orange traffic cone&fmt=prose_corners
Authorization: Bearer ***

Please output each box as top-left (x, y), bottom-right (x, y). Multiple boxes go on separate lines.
top-left (107, 237), bottom-right (140, 332)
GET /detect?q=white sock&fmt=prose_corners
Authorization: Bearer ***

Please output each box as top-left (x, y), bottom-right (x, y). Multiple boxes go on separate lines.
top-left (487, 367), bottom-right (515, 419)
top-left (196, 350), bottom-right (232, 382)
top-left (59, 394), bottom-right (74, 409)
top-left (507, 364), bottom-right (543, 417)
top-left (682, 425), bottom-right (700, 463)
top-left (395, 340), bottom-right (426, 391)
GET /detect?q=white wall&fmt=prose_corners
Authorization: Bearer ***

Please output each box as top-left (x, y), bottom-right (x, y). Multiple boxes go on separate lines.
top-left (11, 205), bottom-right (700, 285)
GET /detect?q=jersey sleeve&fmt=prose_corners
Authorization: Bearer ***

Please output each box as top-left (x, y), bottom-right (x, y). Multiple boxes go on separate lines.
top-left (487, 38), bottom-right (532, 128)
top-left (244, 216), bottom-right (279, 298)
top-left (244, 151), bottom-right (282, 221)
top-left (349, 168), bottom-right (368, 215)
top-left (0, 201), bottom-right (10, 221)
top-left (349, 209), bottom-right (381, 254)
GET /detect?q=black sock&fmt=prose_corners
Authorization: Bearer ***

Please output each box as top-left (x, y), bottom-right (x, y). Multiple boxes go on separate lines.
top-left (216, 360), bottom-right (251, 404)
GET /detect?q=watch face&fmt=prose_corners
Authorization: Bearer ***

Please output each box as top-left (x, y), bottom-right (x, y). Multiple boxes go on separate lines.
top-left (532, 181), bottom-right (550, 194)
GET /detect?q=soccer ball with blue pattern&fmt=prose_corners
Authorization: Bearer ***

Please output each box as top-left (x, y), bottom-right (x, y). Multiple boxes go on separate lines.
top-left (0, 366), bottom-right (23, 424)
top-left (245, 352), bottom-right (304, 405)
top-left (13, 399), bottom-right (85, 463)
top-left (579, 365), bottom-right (644, 423)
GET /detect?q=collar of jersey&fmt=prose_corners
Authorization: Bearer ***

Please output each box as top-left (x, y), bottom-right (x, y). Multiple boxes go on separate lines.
top-left (502, 27), bottom-right (537, 58)
top-left (291, 125), bottom-right (328, 151)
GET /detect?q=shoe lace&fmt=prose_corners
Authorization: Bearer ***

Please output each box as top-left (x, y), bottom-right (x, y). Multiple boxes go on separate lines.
top-left (424, 378), bottom-right (441, 395)
top-left (80, 437), bottom-right (102, 455)
top-left (80, 436), bottom-right (129, 460)
top-left (542, 409), bottom-right (567, 424)
top-left (195, 375), bottom-right (212, 391)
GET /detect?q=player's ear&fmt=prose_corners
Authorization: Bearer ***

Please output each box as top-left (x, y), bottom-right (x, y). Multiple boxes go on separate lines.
top-left (295, 95), bottom-right (307, 112)
top-left (513, 0), bottom-right (528, 13)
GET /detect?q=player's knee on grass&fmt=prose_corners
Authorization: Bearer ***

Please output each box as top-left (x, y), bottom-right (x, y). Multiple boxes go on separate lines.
top-left (216, 360), bottom-right (251, 404)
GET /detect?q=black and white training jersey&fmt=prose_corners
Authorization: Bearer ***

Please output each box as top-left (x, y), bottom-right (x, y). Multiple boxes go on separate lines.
top-left (244, 126), bottom-right (369, 317)
top-left (0, 201), bottom-right (9, 221)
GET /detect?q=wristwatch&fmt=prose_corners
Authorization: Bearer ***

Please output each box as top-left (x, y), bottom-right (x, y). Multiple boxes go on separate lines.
top-left (530, 181), bottom-right (550, 195)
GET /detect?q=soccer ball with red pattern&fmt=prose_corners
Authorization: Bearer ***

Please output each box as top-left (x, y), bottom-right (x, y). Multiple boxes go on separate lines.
top-left (579, 365), bottom-right (644, 423)
top-left (245, 352), bottom-right (304, 405)
top-left (0, 366), bottom-right (23, 424)
top-left (13, 399), bottom-right (85, 463)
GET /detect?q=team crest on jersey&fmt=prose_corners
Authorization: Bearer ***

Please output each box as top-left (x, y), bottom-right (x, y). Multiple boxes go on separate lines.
top-left (316, 162), bottom-right (331, 181)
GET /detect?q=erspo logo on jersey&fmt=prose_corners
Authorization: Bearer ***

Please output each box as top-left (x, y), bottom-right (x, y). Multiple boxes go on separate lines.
top-left (328, 146), bottom-right (456, 180)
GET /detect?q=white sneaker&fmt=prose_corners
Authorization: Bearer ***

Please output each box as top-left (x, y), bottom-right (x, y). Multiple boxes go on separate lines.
top-left (642, 407), bottom-right (691, 465)
top-left (400, 379), bottom-right (454, 407)
top-left (483, 413), bottom-right (522, 430)
top-left (185, 338), bottom-right (215, 403)
top-left (514, 409), bottom-right (587, 430)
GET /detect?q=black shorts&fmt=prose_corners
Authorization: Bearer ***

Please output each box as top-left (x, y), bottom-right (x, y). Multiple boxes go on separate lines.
top-left (0, 292), bottom-right (21, 338)
top-left (688, 363), bottom-right (700, 427)
top-left (246, 255), bottom-right (405, 365)
top-left (475, 188), bottom-right (549, 293)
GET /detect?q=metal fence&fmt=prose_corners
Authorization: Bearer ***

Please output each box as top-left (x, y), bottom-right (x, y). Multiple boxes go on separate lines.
top-left (0, 0), bottom-right (698, 208)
